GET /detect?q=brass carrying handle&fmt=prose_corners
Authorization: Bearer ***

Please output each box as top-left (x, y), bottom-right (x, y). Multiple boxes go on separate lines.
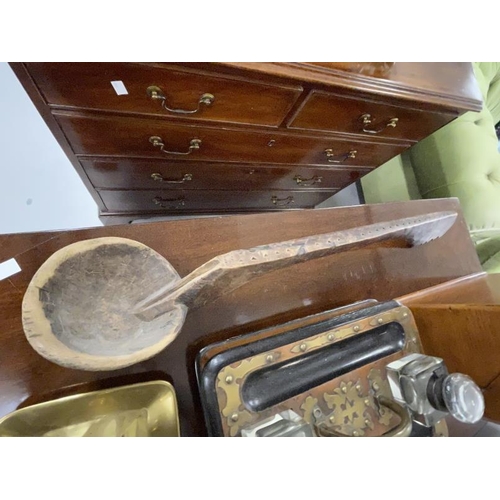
top-left (314, 396), bottom-right (412, 437)
top-left (324, 149), bottom-right (357, 164)
top-left (152, 196), bottom-right (186, 209)
top-left (271, 195), bottom-right (294, 207)
top-left (146, 85), bottom-right (215, 114)
top-left (149, 136), bottom-right (201, 156)
top-left (151, 173), bottom-right (193, 184)
top-left (361, 113), bottom-right (399, 134)
top-left (293, 175), bottom-right (323, 187)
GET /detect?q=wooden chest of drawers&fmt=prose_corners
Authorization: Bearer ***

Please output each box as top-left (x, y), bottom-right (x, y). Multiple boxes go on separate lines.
top-left (11, 62), bottom-right (482, 224)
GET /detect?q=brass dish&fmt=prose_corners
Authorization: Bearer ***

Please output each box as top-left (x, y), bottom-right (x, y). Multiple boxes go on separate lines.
top-left (0, 381), bottom-right (179, 437)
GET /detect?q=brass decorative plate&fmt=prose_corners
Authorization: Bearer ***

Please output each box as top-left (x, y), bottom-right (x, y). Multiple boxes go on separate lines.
top-left (0, 381), bottom-right (179, 437)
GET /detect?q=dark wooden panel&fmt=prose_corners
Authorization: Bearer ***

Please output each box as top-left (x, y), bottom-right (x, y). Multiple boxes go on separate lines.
top-left (407, 303), bottom-right (500, 388)
top-left (97, 209), bottom-right (320, 225)
top-left (400, 273), bottom-right (500, 306)
top-left (98, 188), bottom-right (335, 212)
top-left (288, 90), bottom-right (457, 141)
top-left (81, 158), bottom-right (370, 191)
top-left (399, 273), bottom-right (500, 424)
top-left (0, 199), bottom-right (482, 435)
top-left (217, 62), bottom-right (483, 113)
top-left (54, 111), bottom-right (409, 166)
top-left (408, 303), bottom-right (500, 421)
top-left (25, 62), bottom-right (303, 127)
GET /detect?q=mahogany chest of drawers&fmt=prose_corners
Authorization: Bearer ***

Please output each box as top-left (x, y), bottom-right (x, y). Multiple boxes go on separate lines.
top-left (11, 62), bottom-right (482, 224)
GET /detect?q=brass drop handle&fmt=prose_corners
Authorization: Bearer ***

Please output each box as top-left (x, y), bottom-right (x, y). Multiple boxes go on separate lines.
top-left (271, 196), bottom-right (294, 207)
top-left (361, 113), bottom-right (399, 134)
top-left (149, 136), bottom-right (201, 156)
top-left (152, 196), bottom-right (186, 209)
top-left (293, 175), bottom-right (323, 187)
top-left (151, 173), bottom-right (193, 184)
top-left (314, 396), bottom-right (412, 437)
top-left (324, 149), bottom-right (357, 164)
top-left (146, 85), bottom-right (215, 114)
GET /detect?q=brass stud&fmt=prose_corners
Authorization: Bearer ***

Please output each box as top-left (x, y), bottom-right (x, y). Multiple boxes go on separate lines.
top-left (364, 399), bottom-right (371, 406)
top-left (364, 419), bottom-right (371, 426)
top-left (299, 343), bottom-right (307, 352)
top-left (327, 333), bottom-right (334, 341)
top-left (225, 375), bottom-right (233, 384)
top-left (329, 415), bottom-right (335, 423)
top-left (355, 384), bottom-right (362, 392)
top-left (377, 318), bottom-right (384, 324)
top-left (266, 354), bottom-right (274, 363)
top-left (402, 312), bottom-right (408, 319)
top-left (341, 386), bottom-right (348, 394)
top-left (231, 413), bottom-right (239, 422)
top-left (353, 325), bottom-right (360, 332)
top-left (372, 382), bottom-right (380, 392)
top-left (353, 430), bottom-right (360, 437)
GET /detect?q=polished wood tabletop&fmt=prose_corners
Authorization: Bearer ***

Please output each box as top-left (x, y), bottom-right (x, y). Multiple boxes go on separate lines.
top-left (0, 199), bottom-right (482, 435)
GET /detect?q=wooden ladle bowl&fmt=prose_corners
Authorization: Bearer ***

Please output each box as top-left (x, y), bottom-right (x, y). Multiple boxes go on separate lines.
top-left (22, 237), bottom-right (186, 371)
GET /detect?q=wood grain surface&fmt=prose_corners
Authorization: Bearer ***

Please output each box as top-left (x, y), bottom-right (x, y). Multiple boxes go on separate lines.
top-left (0, 199), bottom-right (482, 435)
top-left (401, 273), bottom-right (500, 422)
top-left (10, 62), bottom-right (481, 223)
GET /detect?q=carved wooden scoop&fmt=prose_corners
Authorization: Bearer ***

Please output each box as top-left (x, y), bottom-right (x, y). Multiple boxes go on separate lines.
top-left (22, 211), bottom-right (457, 371)
top-left (133, 211), bottom-right (458, 321)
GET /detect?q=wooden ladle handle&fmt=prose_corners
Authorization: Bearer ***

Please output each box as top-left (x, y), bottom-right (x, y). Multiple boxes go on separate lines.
top-left (133, 211), bottom-right (457, 321)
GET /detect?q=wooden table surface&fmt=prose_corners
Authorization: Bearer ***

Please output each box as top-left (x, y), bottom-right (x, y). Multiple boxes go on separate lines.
top-left (0, 199), bottom-right (482, 435)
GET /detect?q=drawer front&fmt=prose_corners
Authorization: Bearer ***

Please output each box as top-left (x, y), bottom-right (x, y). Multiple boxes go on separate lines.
top-left (288, 90), bottom-right (457, 142)
top-left (26, 63), bottom-right (302, 127)
top-left (98, 189), bottom-right (336, 212)
top-left (81, 158), bottom-right (369, 191)
top-left (56, 112), bottom-right (407, 167)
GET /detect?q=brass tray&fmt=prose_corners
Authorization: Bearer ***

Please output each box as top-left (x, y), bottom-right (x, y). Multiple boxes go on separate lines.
top-left (0, 381), bottom-right (179, 437)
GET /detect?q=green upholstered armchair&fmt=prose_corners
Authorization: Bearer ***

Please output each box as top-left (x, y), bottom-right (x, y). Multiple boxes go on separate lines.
top-left (362, 62), bottom-right (500, 273)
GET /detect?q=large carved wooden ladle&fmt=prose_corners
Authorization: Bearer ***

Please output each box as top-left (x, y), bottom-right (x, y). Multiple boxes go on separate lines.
top-left (22, 212), bottom-right (457, 371)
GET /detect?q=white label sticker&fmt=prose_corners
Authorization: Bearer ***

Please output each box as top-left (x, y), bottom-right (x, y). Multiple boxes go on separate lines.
top-left (111, 80), bottom-right (128, 95)
top-left (0, 258), bottom-right (21, 281)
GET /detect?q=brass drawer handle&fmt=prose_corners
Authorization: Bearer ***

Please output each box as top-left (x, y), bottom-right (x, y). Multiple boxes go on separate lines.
top-left (151, 173), bottom-right (193, 184)
top-left (324, 149), bottom-right (357, 164)
top-left (313, 396), bottom-right (412, 437)
top-left (360, 113), bottom-right (399, 134)
top-left (147, 85), bottom-right (215, 115)
top-left (149, 136), bottom-right (201, 156)
top-left (293, 175), bottom-right (323, 187)
top-left (271, 195), bottom-right (294, 207)
top-left (152, 196), bottom-right (186, 209)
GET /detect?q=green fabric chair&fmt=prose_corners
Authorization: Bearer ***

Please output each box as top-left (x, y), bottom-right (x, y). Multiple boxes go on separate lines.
top-left (362, 63), bottom-right (500, 273)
